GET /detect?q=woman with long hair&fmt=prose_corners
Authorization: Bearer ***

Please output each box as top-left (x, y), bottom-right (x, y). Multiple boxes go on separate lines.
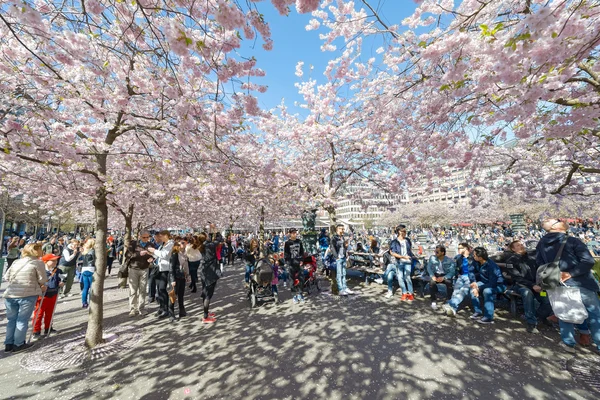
top-left (186, 236), bottom-right (202, 293)
top-left (80, 239), bottom-right (96, 309)
top-left (168, 240), bottom-right (189, 322)
top-left (198, 227), bottom-right (220, 324)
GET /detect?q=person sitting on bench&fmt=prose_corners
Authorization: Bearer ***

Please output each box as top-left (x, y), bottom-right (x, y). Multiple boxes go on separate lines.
top-left (504, 240), bottom-right (552, 334)
top-left (427, 245), bottom-right (455, 310)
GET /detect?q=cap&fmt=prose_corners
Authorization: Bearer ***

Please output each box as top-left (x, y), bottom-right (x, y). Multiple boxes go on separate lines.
top-left (41, 254), bottom-right (61, 262)
top-left (289, 228), bottom-right (298, 233)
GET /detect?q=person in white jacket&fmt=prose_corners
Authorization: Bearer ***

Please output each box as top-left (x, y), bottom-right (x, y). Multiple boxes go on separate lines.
top-left (148, 231), bottom-right (174, 318)
top-left (3, 243), bottom-right (47, 353)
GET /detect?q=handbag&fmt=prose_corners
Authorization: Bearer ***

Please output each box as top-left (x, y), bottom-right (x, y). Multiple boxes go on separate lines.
top-left (536, 236), bottom-right (567, 290)
top-left (168, 287), bottom-right (176, 304)
top-left (547, 283), bottom-right (588, 324)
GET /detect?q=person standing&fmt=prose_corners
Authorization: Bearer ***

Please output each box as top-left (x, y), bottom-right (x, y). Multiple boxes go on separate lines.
top-left (198, 227), bottom-right (220, 324)
top-left (284, 228), bottom-right (307, 302)
top-left (123, 232), bottom-right (155, 316)
top-left (3, 243), bottom-right (47, 353)
top-left (330, 225), bottom-right (354, 296)
top-left (106, 238), bottom-right (117, 277)
top-left (186, 237), bottom-right (202, 293)
top-left (168, 241), bottom-right (189, 321)
top-left (80, 239), bottom-right (96, 309)
top-left (6, 237), bottom-right (20, 271)
top-left (390, 226), bottom-right (415, 302)
top-left (59, 239), bottom-right (80, 298)
top-left (31, 254), bottom-right (64, 340)
top-left (536, 219), bottom-right (599, 354)
top-left (148, 231), bottom-right (174, 319)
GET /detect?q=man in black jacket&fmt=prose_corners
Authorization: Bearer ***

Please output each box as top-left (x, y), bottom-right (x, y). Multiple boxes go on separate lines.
top-left (505, 240), bottom-right (551, 333)
top-left (284, 228), bottom-right (306, 303)
top-left (536, 219), bottom-right (599, 353)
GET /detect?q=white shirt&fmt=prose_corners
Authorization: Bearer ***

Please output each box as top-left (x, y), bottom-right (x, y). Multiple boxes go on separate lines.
top-left (186, 244), bottom-right (202, 262)
top-left (154, 240), bottom-right (174, 272)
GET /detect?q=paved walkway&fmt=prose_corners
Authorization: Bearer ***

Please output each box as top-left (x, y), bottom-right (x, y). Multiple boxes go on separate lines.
top-left (0, 260), bottom-right (598, 400)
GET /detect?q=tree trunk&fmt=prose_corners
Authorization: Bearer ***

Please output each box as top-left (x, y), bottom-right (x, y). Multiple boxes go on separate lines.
top-left (326, 206), bottom-right (337, 234)
top-left (85, 154), bottom-right (109, 349)
top-left (124, 204), bottom-right (134, 245)
top-left (134, 222), bottom-right (142, 240)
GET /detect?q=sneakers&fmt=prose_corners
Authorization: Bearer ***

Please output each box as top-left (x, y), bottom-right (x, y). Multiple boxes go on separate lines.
top-left (129, 310), bottom-right (137, 317)
top-left (345, 288), bottom-right (355, 295)
top-left (82, 303), bottom-right (89, 309)
top-left (298, 295), bottom-right (306, 303)
top-left (559, 341), bottom-right (577, 354)
top-left (477, 317), bottom-right (494, 324)
top-left (138, 310), bottom-right (148, 316)
top-left (406, 293), bottom-right (414, 302)
top-left (400, 294), bottom-right (408, 301)
top-left (293, 295), bottom-right (299, 304)
top-left (527, 324), bottom-right (540, 334)
top-left (431, 302), bottom-right (438, 310)
top-left (442, 304), bottom-right (456, 317)
top-left (202, 316), bottom-right (216, 324)
top-left (31, 332), bottom-right (42, 342)
top-left (12, 343), bottom-right (34, 353)
top-left (339, 290), bottom-right (348, 296)
top-left (470, 312), bottom-right (483, 320)
top-left (385, 290), bottom-right (393, 299)
top-left (4, 344), bottom-right (13, 353)
top-left (44, 327), bottom-right (58, 335)
top-left (208, 312), bottom-right (216, 318)
top-left (374, 278), bottom-right (384, 285)
top-left (283, 282), bottom-right (287, 288)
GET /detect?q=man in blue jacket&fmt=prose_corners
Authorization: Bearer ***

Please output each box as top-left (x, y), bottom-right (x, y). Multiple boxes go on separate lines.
top-left (536, 219), bottom-right (599, 354)
top-left (469, 247), bottom-right (505, 324)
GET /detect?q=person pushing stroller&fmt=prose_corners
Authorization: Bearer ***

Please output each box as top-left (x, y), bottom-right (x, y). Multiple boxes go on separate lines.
top-left (284, 228), bottom-right (305, 304)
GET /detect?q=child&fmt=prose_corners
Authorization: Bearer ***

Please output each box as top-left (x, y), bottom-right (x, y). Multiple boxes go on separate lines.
top-left (271, 255), bottom-right (280, 298)
top-left (31, 254), bottom-right (64, 340)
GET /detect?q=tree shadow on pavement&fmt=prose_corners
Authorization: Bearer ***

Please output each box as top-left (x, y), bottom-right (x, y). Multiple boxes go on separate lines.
top-left (2, 263), bottom-right (598, 400)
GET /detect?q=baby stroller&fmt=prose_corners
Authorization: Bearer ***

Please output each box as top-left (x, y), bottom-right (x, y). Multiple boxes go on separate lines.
top-left (247, 257), bottom-right (278, 308)
top-left (302, 254), bottom-right (320, 294)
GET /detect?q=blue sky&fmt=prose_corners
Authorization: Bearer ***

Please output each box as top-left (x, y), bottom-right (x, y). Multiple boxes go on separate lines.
top-left (246, 1), bottom-right (418, 112)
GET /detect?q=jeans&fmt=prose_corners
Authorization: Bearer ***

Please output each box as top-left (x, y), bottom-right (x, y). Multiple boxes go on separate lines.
top-left (336, 258), bottom-right (347, 292)
top-left (188, 260), bottom-right (200, 291)
top-left (245, 264), bottom-right (254, 283)
top-left (81, 271), bottom-right (94, 305)
top-left (512, 285), bottom-right (552, 326)
top-left (156, 271), bottom-right (170, 313)
top-left (429, 277), bottom-right (453, 303)
top-left (4, 296), bottom-right (38, 346)
top-left (448, 275), bottom-right (471, 310)
top-left (470, 283), bottom-right (506, 320)
top-left (397, 262), bottom-right (413, 294)
top-left (383, 264), bottom-right (398, 292)
top-left (559, 287), bottom-right (600, 350)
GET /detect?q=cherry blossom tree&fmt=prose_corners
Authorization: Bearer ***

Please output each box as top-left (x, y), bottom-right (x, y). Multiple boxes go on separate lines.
top-left (299, 0), bottom-right (600, 201)
top-left (0, 0), bottom-right (323, 347)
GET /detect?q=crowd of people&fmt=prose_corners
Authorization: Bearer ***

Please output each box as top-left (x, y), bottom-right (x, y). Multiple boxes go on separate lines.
top-left (1, 218), bottom-right (599, 356)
